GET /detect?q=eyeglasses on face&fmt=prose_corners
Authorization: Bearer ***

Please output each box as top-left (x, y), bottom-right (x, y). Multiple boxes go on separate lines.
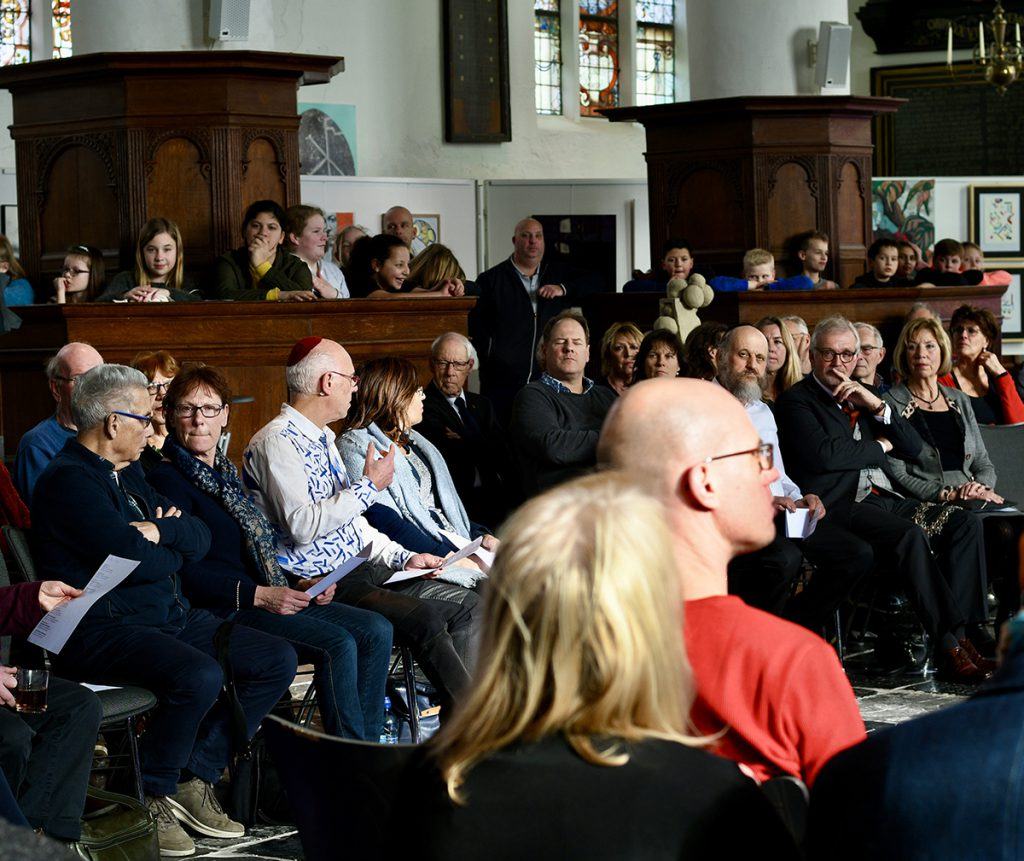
top-left (325, 370), bottom-right (359, 388)
top-left (53, 373), bottom-right (84, 385)
top-left (814, 348), bottom-right (858, 364)
top-left (172, 404), bottom-right (226, 419)
top-left (859, 345), bottom-right (880, 356)
top-left (111, 410), bottom-right (153, 428)
top-left (432, 359), bottom-right (472, 371)
top-left (61, 266), bottom-right (89, 276)
top-left (703, 441), bottom-right (774, 472)
top-left (147, 382), bottom-right (170, 395)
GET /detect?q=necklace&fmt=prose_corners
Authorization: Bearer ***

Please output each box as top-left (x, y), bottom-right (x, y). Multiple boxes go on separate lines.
top-left (909, 386), bottom-right (942, 407)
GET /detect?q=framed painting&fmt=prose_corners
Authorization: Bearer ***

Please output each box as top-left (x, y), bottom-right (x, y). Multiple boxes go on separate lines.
top-left (998, 267), bottom-right (1023, 338)
top-left (872, 178), bottom-right (934, 255)
top-left (970, 185), bottom-right (1024, 262)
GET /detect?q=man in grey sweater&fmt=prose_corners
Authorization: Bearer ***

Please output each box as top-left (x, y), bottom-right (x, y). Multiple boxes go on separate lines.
top-left (509, 310), bottom-right (616, 496)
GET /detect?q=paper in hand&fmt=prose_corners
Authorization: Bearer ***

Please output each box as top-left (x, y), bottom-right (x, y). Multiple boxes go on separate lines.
top-left (784, 508), bottom-right (818, 539)
top-left (306, 544), bottom-right (373, 598)
top-left (383, 536), bottom-right (485, 585)
top-left (439, 529), bottom-right (494, 572)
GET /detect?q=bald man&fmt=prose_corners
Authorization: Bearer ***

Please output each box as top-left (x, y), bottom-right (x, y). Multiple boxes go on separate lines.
top-left (469, 217), bottom-right (596, 424)
top-left (598, 379), bottom-right (865, 786)
top-left (383, 206), bottom-right (426, 256)
top-left (14, 342), bottom-right (103, 504)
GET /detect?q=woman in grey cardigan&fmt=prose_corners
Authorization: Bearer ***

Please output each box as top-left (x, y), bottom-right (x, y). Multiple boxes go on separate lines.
top-left (883, 316), bottom-right (1024, 636)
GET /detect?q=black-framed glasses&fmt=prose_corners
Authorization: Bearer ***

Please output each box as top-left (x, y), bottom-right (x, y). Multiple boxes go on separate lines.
top-left (703, 442), bottom-right (774, 472)
top-left (173, 404), bottom-right (226, 419)
top-left (432, 359), bottom-right (472, 371)
top-left (859, 345), bottom-right (880, 356)
top-left (61, 266), bottom-right (89, 276)
top-left (53, 373), bottom-right (84, 385)
top-left (147, 382), bottom-right (170, 395)
top-left (111, 410), bottom-right (153, 428)
top-left (325, 370), bottom-right (359, 387)
top-left (814, 348), bottom-right (858, 364)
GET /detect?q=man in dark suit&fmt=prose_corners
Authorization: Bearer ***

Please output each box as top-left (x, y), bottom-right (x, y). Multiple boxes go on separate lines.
top-left (418, 332), bottom-right (515, 531)
top-left (776, 315), bottom-right (990, 682)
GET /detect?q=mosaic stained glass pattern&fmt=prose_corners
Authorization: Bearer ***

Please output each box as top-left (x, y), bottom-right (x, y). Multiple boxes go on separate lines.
top-left (579, 0), bottom-right (619, 116)
top-left (636, 0), bottom-right (674, 106)
top-left (535, 0), bottom-right (562, 115)
top-left (51, 0), bottom-right (71, 58)
top-left (0, 0), bottom-right (29, 66)
top-left (636, 0), bottom-right (673, 25)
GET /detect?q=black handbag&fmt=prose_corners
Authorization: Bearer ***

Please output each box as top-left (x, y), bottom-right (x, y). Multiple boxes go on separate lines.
top-left (70, 785), bottom-right (160, 861)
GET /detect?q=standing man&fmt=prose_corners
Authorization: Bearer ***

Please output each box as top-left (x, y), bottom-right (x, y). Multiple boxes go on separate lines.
top-left (383, 206), bottom-right (426, 257)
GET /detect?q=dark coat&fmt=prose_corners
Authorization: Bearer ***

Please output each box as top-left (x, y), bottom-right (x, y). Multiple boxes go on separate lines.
top-left (211, 247), bottom-right (314, 300)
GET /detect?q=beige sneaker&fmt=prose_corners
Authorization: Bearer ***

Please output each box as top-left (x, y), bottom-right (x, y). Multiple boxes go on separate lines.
top-left (145, 795), bottom-right (195, 857)
top-left (165, 777), bottom-right (245, 839)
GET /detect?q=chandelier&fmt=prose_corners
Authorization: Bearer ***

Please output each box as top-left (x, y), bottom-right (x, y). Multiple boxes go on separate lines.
top-left (947, 2), bottom-right (1022, 94)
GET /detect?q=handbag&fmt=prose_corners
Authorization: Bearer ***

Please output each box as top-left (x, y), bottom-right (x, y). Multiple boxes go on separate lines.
top-left (69, 785), bottom-right (159, 861)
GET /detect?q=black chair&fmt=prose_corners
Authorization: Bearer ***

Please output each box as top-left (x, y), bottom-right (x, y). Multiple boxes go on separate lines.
top-left (979, 424), bottom-right (1024, 505)
top-left (263, 714), bottom-right (415, 861)
top-left (761, 775), bottom-right (809, 849)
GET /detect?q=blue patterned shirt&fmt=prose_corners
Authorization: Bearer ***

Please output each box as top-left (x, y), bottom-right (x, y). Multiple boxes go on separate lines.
top-left (540, 372), bottom-right (594, 395)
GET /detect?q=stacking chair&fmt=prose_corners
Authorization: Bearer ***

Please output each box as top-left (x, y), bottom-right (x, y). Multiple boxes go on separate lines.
top-left (979, 424), bottom-right (1024, 506)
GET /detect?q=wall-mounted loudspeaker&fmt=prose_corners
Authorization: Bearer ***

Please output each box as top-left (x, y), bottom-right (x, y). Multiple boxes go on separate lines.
top-left (814, 21), bottom-right (852, 88)
top-left (209, 0), bottom-right (251, 41)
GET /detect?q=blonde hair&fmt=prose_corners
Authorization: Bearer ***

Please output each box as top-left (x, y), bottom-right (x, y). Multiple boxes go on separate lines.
top-left (406, 243), bottom-right (465, 291)
top-left (756, 315), bottom-right (803, 398)
top-left (135, 218), bottom-right (185, 291)
top-left (893, 316), bottom-right (953, 380)
top-left (600, 321), bottom-right (644, 377)
top-left (742, 248), bottom-right (774, 275)
top-left (430, 471), bottom-right (704, 803)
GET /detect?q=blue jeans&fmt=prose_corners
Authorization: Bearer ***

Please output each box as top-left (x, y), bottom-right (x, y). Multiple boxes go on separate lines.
top-left (234, 603), bottom-right (392, 741)
top-left (53, 608), bottom-right (297, 797)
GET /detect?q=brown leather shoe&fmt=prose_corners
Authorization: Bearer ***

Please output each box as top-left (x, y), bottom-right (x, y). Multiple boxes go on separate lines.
top-left (937, 646), bottom-right (992, 683)
top-left (958, 638), bottom-right (998, 675)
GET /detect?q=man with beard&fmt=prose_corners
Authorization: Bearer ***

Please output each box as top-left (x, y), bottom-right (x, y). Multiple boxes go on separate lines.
top-left (716, 325), bottom-right (871, 631)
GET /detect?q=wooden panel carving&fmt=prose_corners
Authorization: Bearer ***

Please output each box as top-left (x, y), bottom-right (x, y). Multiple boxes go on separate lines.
top-left (837, 160), bottom-right (866, 245)
top-left (145, 136), bottom-right (214, 265)
top-left (666, 165), bottom-right (745, 254)
top-left (241, 136), bottom-right (286, 207)
top-left (764, 161), bottom-right (816, 264)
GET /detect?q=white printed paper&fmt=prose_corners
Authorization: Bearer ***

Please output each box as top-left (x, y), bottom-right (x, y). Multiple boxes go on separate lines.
top-left (384, 536), bottom-right (485, 585)
top-left (785, 508), bottom-right (818, 539)
top-left (305, 545), bottom-right (372, 598)
top-left (440, 529), bottom-right (495, 572)
top-left (28, 555), bottom-right (140, 655)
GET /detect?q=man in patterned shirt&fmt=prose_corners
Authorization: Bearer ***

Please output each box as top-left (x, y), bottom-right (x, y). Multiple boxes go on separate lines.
top-left (244, 336), bottom-right (476, 714)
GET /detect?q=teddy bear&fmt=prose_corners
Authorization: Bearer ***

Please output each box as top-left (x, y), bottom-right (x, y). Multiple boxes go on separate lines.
top-left (653, 273), bottom-right (714, 342)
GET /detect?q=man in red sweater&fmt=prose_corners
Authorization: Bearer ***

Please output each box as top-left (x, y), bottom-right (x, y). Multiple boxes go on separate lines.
top-left (598, 378), bottom-right (865, 786)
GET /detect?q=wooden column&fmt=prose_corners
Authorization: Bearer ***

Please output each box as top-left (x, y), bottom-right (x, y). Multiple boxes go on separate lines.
top-left (0, 51), bottom-right (343, 285)
top-left (602, 96), bottom-right (904, 289)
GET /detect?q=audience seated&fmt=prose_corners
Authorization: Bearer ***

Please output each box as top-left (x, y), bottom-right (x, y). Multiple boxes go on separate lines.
top-left (914, 238), bottom-right (984, 287)
top-left (332, 224), bottom-right (367, 269)
top-left (0, 578), bottom-right (102, 841)
top-left (940, 304), bottom-right (1024, 424)
top-left (346, 234), bottom-right (457, 299)
top-left (775, 316), bottom-right (992, 682)
top-left (599, 378), bottom-right (866, 786)
top-left (97, 218), bottom-right (199, 302)
top-left (680, 321), bottom-right (727, 380)
top-left (469, 217), bottom-right (588, 424)
top-left (243, 336), bottom-right (474, 716)
top-left (14, 342), bottom-right (103, 504)
top-left (147, 363), bottom-right (392, 741)
top-left (632, 329), bottom-right (683, 383)
top-left (30, 364), bottom-right (297, 856)
top-left (396, 471), bottom-right (798, 859)
top-left (852, 322), bottom-right (889, 392)
top-left (809, 611), bottom-right (1024, 860)
top-left (405, 243), bottom-right (469, 296)
top-left (883, 316), bottom-right (1023, 634)
top-left (131, 349), bottom-right (178, 474)
top-left (509, 310), bottom-right (616, 495)
top-left (783, 315), bottom-right (811, 375)
top-left (212, 200), bottom-right (316, 301)
top-left (710, 248), bottom-right (813, 293)
top-left (417, 332), bottom-right (515, 531)
top-left (382, 205), bottom-right (426, 257)
top-left (716, 326), bottom-right (870, 631)
top-left (284, 205), bottom-right (346, 299)
top-left (621, 237), bottom-right (695, 292)
top-left (0, 235), bottom-right (32, 306)
top-left (795, 230), bottom-right (838, 290)
top-left (960, 241), bottom-right (1011, 288)
top-left (52, 245), bottom-right (105, 304)
top-left (598, 321), bottom-right (643, 395)
top-left (850, 238), bottom-right (910, 289)
top-left (757, 315), bottom-right (803, 403)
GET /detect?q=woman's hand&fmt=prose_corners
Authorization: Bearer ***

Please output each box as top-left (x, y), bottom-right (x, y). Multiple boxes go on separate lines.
top-left (955, 481), bottom-right (1004, 504)
top-left (440, 278), bottom-right (465, 298)
top-left (480, 534), bottom-right (500, 552)
top-left (53, 276), bottom-right (68, 304)
top-left (405, 553), bottom-right (444, 578)
top-left (978, 349), bottom-right (1007, 377)
top-left (278, 290), bottom-right (318, 302)
top-left (37, 581), bottom-right (83, 612)
top-left (312, 274), bottom-right (338, 299)
top-left (124, 286), bottom-right (171, 303)
top-left (254, 585), bottom-right (311, 615)
top-left (0, 665), bottom-right (16, 707)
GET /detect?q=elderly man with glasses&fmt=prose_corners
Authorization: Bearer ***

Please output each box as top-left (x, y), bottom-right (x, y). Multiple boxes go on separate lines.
top-left (775, 316), bottom-right (991, 683)
top-left (13, 342), bottom-right (103, 504)
top-left (29, 364), bottom-right (298, 857)
top-left (852, 322), bottom-right (889, 393)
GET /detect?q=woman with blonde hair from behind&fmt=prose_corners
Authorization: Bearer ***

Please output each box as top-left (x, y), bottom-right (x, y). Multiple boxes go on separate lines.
top-left (395, 471), bottom-right (797, 860)
top-left (405, 242), bottom-right (467, 296)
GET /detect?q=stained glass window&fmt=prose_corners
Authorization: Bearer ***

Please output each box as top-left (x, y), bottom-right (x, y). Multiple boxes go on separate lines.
top-left (579, 0), bottom-right (619, 117)
top-left (51, 0), bottom-right (71, 59)
top-left (636, 0), bottom-right (674, 106)
top-left (0, 1), bottom-right (29, 66)
top-left (535, 0), bottom-right (562, 115)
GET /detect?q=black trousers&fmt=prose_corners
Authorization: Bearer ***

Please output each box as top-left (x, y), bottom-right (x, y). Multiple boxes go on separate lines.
top-left (0, 678), bottom-right (102, 840)
top-left (849, 495), bottom-right (988, 637)
top-left (981, 514), bottom-right (1024, 626)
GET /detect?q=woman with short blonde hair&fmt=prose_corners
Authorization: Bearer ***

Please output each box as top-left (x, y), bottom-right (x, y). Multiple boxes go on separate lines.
top-left (599, 321), bottom-right (643, 395)
top-left (396, 472), bottom-right (796, 859)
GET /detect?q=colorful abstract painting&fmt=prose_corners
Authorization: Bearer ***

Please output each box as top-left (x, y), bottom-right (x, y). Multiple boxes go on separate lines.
top-left (979, 192), bottom-right (1019, 253)
top-left (872, 178), bottom-right (935, 254)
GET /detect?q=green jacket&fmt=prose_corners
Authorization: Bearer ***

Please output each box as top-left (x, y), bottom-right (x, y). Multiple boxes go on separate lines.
top-left (211, 247), bottom-right (313, 300)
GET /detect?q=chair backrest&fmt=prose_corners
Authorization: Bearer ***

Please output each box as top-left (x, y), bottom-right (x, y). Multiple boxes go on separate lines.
top-left (979, 424), bottom-right (1024, 505)
top-left (262, 715), bottom-right (415, 861)
top-left (760, 775), bottom-right (809, 848)
top-left (2, 525), bottom-right (37, 583)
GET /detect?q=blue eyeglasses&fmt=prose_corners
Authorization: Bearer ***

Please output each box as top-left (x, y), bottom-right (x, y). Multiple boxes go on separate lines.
top-left (111, 410), bottom-right (153, 428)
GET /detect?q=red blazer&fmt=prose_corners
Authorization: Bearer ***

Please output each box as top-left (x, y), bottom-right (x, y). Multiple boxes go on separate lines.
top-left (0, 582), bottom-right (42, 639)
top-left (939, 371), bottom-right (1024, 424)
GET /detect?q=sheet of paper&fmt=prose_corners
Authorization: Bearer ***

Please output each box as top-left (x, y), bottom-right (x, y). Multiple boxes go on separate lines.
top-left (439, 529), bottom-right (495, 572)
top-left (28, 555), bottom-right (140, 655)
top-left (305, 544), bottom-right (372, 598)
top-left (384, 536), bottom-right (486, 585)
top-left (81, 684), bottom-right (122, 693)
top-left (785, 508), bottom-right (818, 539)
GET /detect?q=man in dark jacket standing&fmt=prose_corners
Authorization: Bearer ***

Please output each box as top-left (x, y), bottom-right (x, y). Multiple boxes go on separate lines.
top-left (470, 217), bottom-right (594, 424)
top-left (31, 364), bottom-right (297, 857)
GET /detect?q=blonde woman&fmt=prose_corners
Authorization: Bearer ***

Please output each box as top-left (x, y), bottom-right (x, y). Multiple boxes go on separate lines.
top-left (405, 243), bottom-right (467, 296)
top-left (757, 315), bottom-right (803, 402)
top-left (395, 472), bottom-right (796, 859)
top-left (598, 321), bottom-right (643, 395)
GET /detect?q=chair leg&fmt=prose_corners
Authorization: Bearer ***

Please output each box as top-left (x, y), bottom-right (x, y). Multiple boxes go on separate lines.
top-left (126, 716), bottom-right (145, 804)
top-left (297, 681), bottom-right (318, 728)
top-left (833, 606), bottom-right (845, 668)
top-left (401, 646), bottom-right (420, 744)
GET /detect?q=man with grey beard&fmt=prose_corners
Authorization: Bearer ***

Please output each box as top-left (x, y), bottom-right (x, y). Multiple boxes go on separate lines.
top-left (716, 325), bottom-right (870, 631)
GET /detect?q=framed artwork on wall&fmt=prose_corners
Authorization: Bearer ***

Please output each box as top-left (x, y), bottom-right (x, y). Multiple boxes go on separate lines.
top-left (970, 184), bottom-right (1024, 262)
top-left (998, 267), bottom-right (1023, 338)
top-left (872, 178), bottom-right (934, 255)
